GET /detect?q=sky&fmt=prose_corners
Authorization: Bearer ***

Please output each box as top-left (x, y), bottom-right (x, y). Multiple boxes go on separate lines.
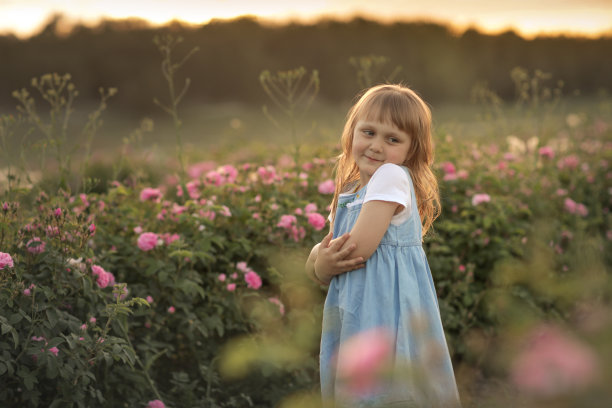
top-left (1, 0), bottom-right (611, 39)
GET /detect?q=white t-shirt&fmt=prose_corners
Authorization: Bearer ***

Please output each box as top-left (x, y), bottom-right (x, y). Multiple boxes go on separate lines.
top-left (363, 163), bottom-right (412, 225)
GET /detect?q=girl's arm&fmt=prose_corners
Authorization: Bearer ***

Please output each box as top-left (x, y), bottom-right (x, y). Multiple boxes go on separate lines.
top-left (341, 200), bottom-right (401, 261)
top-left (305, 232), bottom-right (365, 285)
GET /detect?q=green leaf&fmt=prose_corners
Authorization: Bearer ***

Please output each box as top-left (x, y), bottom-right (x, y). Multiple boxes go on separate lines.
top-left (46, 308), bottom-right (59, 329)
top-left (8, 313), bottom-right (22, 325)
top-left (169, 249), bottom-right (193, 259)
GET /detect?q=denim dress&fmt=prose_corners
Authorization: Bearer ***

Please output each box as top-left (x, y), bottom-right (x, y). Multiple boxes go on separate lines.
top-left (320, 167), bottom-right (461, 407)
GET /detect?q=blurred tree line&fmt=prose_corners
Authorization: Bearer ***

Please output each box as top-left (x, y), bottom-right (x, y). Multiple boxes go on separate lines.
top-left (1, 14), bottom-right (610, 115)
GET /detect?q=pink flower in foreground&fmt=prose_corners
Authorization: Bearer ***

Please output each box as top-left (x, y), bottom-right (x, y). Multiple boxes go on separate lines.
top-left (137, 232), bottom-right (159, 251)
top-left (318, 179), bottom-right (335, 194)
top-left (146, 400), bottom-right (166, 408)
top-left (226, 283), bottom-right (236, 292)
top-left (307, 212), bottom-right (326, 231)
top-left (538, 146), bottom-right (555, 159)
top-left (218, 273), bottom-right (227, 282)
top-left (0, 252), bottom-right (14, 270)
top-left (140, 188), bottom-right (163, 202)
top-left (245, 270), bottom-right (262, 290)
top-left (167, 306), bottom-right (176, 314)
top-left (471, 193), bottom-right (491, 206)
top-left (26, 237), bottom-right (46, 254)
top-left (48, 347), bottom-right (59, 356)
top-left (511, 324), bottom-right (599, 396)
top-left (336, 328), bottom-right (393, 396)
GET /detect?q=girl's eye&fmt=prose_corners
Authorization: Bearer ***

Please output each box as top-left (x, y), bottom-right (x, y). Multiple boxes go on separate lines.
top-left (363, 130), bottom-right (374, 136)
top-left (388, 137), bottom-right (399, 143)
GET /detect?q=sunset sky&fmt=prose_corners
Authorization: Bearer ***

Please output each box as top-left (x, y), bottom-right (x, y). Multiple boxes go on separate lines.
top-left (1, 0), bottom-right (611, 39)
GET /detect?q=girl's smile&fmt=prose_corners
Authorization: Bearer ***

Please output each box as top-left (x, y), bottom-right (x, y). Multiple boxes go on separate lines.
top-left (352, 120), bottom-right (412, 185)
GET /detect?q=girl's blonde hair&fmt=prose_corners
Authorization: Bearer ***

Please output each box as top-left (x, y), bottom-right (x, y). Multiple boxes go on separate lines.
top-left (330, 84), bottom-right (441, 237)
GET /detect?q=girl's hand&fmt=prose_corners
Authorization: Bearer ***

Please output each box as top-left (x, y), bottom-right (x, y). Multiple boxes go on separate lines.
top-left (314, 231), bottom-right (365, 284)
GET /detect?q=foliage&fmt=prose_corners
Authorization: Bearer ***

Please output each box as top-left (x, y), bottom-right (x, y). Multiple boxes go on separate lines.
top-left (1, 63), bottom-right (611, 407)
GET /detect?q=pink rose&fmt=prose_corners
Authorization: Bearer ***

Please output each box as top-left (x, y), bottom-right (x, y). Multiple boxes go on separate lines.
top-left (167, 306), bottom-right (176, 314)
top-left (140, 188), bottom-right (163, 202)
top-left (26, 237), bottom-right (46, 254)
top-left (277, 215), bottom-right (297, 229)
top-left (146, 400), bottom-right (166, 408)
top-left (511, 324), bottom-right (599, 396)
top-left (236, 262), bottom-right (249, 273)
top-left (244, 270), bottom-right (262, 290)
top-left (471, 193), bottom-right (491, 206)
top-left (318, 179), bottom-right (335, 194)
top-left (218, 274), bottom-right (227, 282)
top-left (226, 283), bottom-right (236, 292)
top-left (336, 328), bottom-right (393, 396)
top-left (538, 146), bottom-right (555, 159)
top-left (54, 208), bottom-right (62, 217)
top-left (137, 232), bottom-right (159, 251)
top-left (48, 347), bottom-right (59, 356)
top-left (307, 212), bottom-right (326, 231)
top-left (146, 296), bottom-right (154, 304)
top-left (304, 203), bottom-right (318, 213)
top-left (441, 161), bottom-right (456, 174)
top-left (564, 198), bottom-right (577, 214)
top-left (0, 252), bottom-right (14, 270)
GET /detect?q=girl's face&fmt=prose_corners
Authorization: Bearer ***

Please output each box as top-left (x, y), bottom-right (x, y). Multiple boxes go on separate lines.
top-left (351, 119), bottom-right (412, 185)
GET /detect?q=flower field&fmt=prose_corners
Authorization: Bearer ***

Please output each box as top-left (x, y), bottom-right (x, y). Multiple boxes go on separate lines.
top-left (1, 65), bottom-right (611, 407)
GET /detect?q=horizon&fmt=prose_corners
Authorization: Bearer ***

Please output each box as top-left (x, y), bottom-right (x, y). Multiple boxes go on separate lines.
top-left (1, 0), bottom-right (611, 40)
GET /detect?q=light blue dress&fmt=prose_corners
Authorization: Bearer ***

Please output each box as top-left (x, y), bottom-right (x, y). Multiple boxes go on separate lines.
top-left (320, 166), bottom-right (461, 407)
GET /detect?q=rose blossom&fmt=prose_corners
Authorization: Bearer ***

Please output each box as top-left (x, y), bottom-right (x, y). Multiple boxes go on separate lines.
top-left (471, 193), bottom-right (491, 206)
top-left (277, 215), bottom-right (297, 229)
top-left (140, 188), bottom-right (163, 202)
top-left (245, 270), bottom-right (262, 290)
top-left (226, 283), bottom-right (236, 292)
top-left (336, 328), bottom-right (393, 396)
top-left (167, 306), bottom-right (176, 314)
top-left (307, 212), bottom-right (326, 231)
top-left (146, 400), bottom-right (166, 408)
top-left (538, 146), bottom-right (555, 159)
top-left (137, 232), bottom-right (159, 251)
top-left (26, 237), bottom-right (46, 254)
top-left (511, 324), bottom-right (599, 396)
top-left (304, 203), bottom-right (318, 213)
top-left (0, 252), bottom-right (14, 270)
top-left (318, 179), bottom-right (335, 194)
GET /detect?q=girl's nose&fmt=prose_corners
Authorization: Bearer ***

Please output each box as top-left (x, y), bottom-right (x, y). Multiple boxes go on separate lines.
top-left (369, 138), bottom-right (383, 152)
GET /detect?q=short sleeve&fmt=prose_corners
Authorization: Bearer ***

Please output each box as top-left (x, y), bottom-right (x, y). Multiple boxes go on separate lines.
top-left (363, 163), bottom-right (411, 213)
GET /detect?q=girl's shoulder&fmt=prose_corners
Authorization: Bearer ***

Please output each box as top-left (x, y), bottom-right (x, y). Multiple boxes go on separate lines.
top-left (370, 163), bottom-right (411, 184)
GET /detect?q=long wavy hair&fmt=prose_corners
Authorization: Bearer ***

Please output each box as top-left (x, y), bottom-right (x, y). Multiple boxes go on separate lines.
top-left (330, 84), bottom-right (441, 237)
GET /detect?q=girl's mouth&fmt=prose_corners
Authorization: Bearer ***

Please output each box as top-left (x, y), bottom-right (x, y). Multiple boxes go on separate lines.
top-left (365, 155), bottom-right (382, 162)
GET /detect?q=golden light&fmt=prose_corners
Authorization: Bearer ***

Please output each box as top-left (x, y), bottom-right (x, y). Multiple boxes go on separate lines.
top-left (0, 0), bottom-right (611, 39)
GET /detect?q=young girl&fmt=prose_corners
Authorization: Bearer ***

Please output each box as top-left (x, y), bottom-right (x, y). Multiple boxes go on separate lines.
top-left (306, 84), bottom-right (460, 407)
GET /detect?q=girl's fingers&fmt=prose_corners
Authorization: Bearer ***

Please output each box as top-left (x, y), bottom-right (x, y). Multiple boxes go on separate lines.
top-left (329, 233), bottom-right (350, 250)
